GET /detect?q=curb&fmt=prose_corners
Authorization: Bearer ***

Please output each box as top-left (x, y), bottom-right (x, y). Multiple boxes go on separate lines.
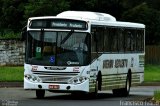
top-left (0, 82), bottom-right (23, 88)
top-left (141, 82), bottom-right (160, 86)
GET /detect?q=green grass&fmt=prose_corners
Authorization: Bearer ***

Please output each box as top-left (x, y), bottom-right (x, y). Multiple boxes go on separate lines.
top-left (0, 67), bottom-right (24, 82)
top-left (144, 64), bottom-right (160, 82)
top-left (154, 90), bottom-right (160, 101)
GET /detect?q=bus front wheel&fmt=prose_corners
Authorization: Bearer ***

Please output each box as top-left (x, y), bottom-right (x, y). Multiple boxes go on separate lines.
top-left (36, 90), bottom-right (45, 99)
top-left (94, 72), bottom-right (102, 95)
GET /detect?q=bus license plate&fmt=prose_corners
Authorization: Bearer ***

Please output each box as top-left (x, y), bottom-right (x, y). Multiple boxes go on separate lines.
top-left (49, 85), bottom-right (59, 89)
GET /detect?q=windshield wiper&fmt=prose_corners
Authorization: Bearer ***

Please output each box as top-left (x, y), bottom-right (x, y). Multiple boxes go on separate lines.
top-left (60, 30), bottom-right (74, 45)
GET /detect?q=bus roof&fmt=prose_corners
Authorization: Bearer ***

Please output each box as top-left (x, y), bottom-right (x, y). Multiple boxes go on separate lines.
top-left (57, 11), bottom-right (117, 22)
top-left (91, 21), bottom-right (145, 28)
top-left (28, 16), bottom-right (56, 20)
top-left (57, 11), bottom-right (145, 28)
top-left (28, 11), bottom-right (145, 29)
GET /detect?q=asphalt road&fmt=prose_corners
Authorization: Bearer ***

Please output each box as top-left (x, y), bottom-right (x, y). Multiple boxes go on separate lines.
top-left (0, 86), bottom-right (160, 106)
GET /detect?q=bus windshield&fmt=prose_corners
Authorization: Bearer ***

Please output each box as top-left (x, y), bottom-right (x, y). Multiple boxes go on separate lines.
top-left (26, 31), bottom-right (91, 66)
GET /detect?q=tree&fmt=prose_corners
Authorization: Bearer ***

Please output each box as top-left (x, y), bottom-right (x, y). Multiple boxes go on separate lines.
top-left (68, 0), bottom-right (96, 11)
top-left (1, 0), bottom-right (26, 32)
top-left (121, 0), bottom-right (145, 9)
top-left (146, 0), bottom-right (160, 10)
top-left (0, 0), bottom-right (160, 44)
top-left (24, 0), bottom-right (70, 20)
top-left (122, 3), bottom-right (160, 45)
top-left (68, 0), bottom-right (124, 19)
top-left (93, 0), bottom-right (124, 19)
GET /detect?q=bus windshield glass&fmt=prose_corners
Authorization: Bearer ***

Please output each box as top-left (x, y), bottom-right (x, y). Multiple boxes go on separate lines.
top-left (26, 31), bottom-right (91, 66)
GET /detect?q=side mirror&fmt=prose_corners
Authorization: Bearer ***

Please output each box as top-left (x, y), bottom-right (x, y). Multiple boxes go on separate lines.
top-left (21, 26), bottom-right (27, 41)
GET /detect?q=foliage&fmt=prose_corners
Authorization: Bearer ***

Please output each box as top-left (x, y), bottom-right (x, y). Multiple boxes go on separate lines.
top-left (122, 3), bottom-right (160, 45)
top-left (0, 0), bottom-right (26, 33)
top-left (146, 0), bottom-right (160, 10)
top-left (0, 29), bottom-right (21, 39)
top-left (24, 0), bottom-right (70, 20)
top-left (0, 0), bottom-right (160, 45)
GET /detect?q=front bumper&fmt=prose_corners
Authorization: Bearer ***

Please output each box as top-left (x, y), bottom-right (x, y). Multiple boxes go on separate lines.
top-left (24, 78), bottom-right (89, 92)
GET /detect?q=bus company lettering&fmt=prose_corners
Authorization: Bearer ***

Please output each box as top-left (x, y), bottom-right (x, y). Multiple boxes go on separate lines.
top-left (103, 60), bottom-right (114, 68)
top-left (103, 59), bottom-right (128, 69)
top-left (115, 59), bottom-right (128, 68)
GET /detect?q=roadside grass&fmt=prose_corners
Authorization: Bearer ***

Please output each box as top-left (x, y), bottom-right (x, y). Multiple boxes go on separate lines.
top-left (144, 64), bottom-right (160, 82)
top-left (0, 66), bottom-right (24, 82)
top-left (154, 90), bottom-right (160, 101)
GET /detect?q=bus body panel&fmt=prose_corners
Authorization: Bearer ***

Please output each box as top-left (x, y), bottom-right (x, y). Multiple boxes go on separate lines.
top-left (24, 77), bottom-right (89, 92)
top-left (24, 64), bottom-right (90, 92)
top-left (89, 53), bottom-right (144, 91)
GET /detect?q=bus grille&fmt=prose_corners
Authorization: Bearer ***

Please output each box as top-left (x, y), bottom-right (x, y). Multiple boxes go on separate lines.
top-left (32, 71), bottom-right (79, 84)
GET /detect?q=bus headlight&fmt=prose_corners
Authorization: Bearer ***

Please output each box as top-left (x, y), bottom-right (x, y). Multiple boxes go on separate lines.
top-left (68, 76), bottom-right (88, 84)
top-left (25, 74), bottom-right (42, 83)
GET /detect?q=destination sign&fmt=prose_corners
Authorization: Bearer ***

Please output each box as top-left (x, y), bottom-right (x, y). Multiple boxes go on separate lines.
top-left (29, 19), bottom-right (88, 30)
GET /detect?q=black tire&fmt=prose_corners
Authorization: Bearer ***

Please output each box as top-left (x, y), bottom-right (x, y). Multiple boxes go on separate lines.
top-left (89, 80), bottom-right (99, 98)
top-left (123, 74), bottom-right (131, 96)
top-left (36, 90), bottom-right (45, 99)
top-left (94, 72), bottom-right (102, 95)
top-left (112, 73), bottom-right (131, 97)
top-left (94, 80), bottom-right (98, 94)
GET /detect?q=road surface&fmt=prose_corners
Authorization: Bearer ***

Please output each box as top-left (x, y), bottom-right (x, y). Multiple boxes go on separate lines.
top-left (0, 86), bottom-right (160, 106)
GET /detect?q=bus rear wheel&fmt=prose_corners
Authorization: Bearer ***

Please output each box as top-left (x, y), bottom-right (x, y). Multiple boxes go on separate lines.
top-left (112, 73), bottom-right (131, 97)
top-left (36, 90), bottom-right (45, 99)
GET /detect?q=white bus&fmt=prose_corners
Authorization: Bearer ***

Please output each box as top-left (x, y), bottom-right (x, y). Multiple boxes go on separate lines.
top-left (23, 11), bottom-right (145, 98)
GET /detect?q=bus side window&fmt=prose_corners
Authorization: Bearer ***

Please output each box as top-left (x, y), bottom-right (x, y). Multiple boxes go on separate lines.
top-left (124, 30), bottom-right (128, 52)
top-left (91, 31), bottom-right (97, 52)
top-left (118, 28), bottom-right (124, 52)
top-left (141, 30), bottom-right (144, 52)
top-left (97, 27), bottom-right (104, 52)
top-left (130, 30), bottom-right (136, 52)
top-left (136, 29), bottom-right (144, 52)
top-left (110, 28), bottom-right (118, 52)
top-left (91, 26), bottom-right (104, 52)
top-left (91, 28), bottom-right (98, 62)
top-left (126, 30), bottom-right (132, 52)
top-left (136, 30), bottom-right (140, 51)
top-left (104, 27), bottom-right (110, 52)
